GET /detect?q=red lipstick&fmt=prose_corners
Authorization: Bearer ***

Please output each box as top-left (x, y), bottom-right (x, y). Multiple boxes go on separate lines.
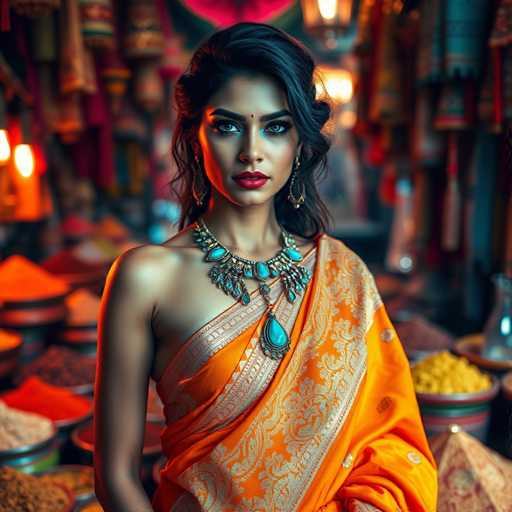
top-left (233, 170), bottom-right (269, 189)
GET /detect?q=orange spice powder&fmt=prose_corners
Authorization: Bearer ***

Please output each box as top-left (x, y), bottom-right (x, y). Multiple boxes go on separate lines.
top-left (0, 255), bottom-right (69, 302)
top-left (65, 288), bottom-right (100, 326)
top-left (0, 330), bottom-right (22, 351)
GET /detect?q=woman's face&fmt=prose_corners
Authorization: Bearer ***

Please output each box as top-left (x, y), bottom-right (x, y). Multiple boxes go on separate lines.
top-left (197, 73), bottom-right (300, 207)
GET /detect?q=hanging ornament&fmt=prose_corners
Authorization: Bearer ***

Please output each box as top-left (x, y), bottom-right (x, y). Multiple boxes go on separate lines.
top-left (100, 52), bottom-right (131, 116)
top-left (441, 132), bottom-right (461, 252)
top-left (444, 0), bottom-right (493, 79)
top-left (489, 0), bottom-right (512, 48)
top-left (123, 0), bottom-right (164, 60)
top-left (434, 81), bottom-right (476, 131)
top-left (79, 0), bottom-right (114, 50)
top-left (10, 0), bottom-right (60, 17)
top-left (134, 62), bottom-right (164, 113)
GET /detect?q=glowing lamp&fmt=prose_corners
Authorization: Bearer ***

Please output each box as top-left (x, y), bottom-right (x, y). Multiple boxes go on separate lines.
top-left (0, 129), bottom-right (10, 164)
top-left (14, 144), bottom-right (35, 178)
top-left (301, 0), bottom-right (354, 34)
top-left (316, 66), bottom-right (354, 105)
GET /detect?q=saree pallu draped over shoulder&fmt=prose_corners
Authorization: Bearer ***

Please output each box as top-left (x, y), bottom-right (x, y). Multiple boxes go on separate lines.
top-left (152, 235), bottom-right (437, 512)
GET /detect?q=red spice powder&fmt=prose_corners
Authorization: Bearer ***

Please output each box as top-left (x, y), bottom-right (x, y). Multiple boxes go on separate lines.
top-left (0, 256), bottom-right (69, 302)
top-left (1, 376), bottom-right (92, 421)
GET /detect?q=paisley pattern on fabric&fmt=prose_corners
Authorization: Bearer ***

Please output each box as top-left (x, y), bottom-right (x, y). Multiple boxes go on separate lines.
top-left (176, 237), bottom-right (382, 511)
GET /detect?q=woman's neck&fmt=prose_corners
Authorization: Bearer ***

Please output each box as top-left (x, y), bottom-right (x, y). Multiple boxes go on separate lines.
top-left (201, 199), bottom-right (283, 256)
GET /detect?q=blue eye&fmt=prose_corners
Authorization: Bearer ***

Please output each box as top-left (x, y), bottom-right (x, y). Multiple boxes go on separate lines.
top-left (265, 121), bottom-right (292, 135)
top-left (212, 121), bottom-right (240, 134)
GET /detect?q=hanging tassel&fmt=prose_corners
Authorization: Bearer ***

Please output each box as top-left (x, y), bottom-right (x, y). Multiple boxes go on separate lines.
top-left (1, 0), bottom-right (10, 31)
top-left (442, 132), bottom-right (461, 251)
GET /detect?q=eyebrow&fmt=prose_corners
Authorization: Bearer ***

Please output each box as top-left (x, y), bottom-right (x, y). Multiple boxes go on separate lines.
top-left (208, 108), bottom-right (292, 122)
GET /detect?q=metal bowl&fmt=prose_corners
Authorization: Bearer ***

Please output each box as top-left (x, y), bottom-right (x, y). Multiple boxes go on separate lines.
top-left (0, 421), bottom-right (57, 458)
top-left (36, 464), bottom-right (95, 504)
top-left (415, 375), bottom-right (500, 406)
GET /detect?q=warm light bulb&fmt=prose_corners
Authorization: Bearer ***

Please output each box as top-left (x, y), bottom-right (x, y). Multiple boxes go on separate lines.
top-left (0, 129), bottom-right (10, 164)
top-left (317, 0), bottom-right (337, 20)
top-left (14, 144), bottom-right (35, 178)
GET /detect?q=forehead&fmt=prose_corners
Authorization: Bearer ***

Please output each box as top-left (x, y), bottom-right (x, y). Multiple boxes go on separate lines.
top-left (205, 74), bottom-right (289, 117)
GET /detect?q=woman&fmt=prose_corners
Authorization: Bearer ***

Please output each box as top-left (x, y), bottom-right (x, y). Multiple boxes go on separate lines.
top-left (94, 23), bottom-right (437, 512)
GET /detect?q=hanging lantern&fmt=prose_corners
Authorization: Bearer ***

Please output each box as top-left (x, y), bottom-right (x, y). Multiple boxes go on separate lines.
top-left (10, 0), bottom-right (60, 17)
top-left (301, 0), bottom-right (355, 47)
top-left (79, 0), bottom-right (115, 50)
top-left (123, 0), bottom-right (164, 60)
top-left (434, 81), bottom-right (476, 131)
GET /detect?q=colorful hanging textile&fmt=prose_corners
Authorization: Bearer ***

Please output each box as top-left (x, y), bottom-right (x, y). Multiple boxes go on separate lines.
top-left (180, 0), bottom-right (293, 27)
top-left (134, 62), bottom-right (164, 113)
top-left (489, 0), bottom-right (512, 48)
top-left (417, 0), bottom-right (443, 83)
top-left (10, 0), bottom-right (60, 17)
top-left (79, 0), bottom-right (114, 49)
top-left (59, 0), bottom-right (96, 95)
top-left (369, 0), bottom-right (405, 125)
top-left (444, 0), bottom-right (492, 79)
top-left (123, 0), bottom-right (164, 59)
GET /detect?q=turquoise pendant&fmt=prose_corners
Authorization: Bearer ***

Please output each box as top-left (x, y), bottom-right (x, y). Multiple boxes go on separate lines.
top-left (260, 311), bottom-right (290, 360)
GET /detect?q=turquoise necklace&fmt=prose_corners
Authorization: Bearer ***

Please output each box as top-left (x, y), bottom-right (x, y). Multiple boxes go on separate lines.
top-left (192, 218), bottom-right (312, 360)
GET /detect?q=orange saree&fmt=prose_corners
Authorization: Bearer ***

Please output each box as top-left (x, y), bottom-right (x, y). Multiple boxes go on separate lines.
top-left (152, 234), bottom-right (437, 512)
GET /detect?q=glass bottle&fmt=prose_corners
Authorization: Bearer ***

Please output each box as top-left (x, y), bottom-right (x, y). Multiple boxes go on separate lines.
top-left (482, 274), bottom-right (512, 361)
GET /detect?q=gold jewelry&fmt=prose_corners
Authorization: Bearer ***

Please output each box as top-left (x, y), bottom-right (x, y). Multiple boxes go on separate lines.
top-left (288, 166), bottom-right (305, 209)
top-left (192, 154), bottom-right (207, 206)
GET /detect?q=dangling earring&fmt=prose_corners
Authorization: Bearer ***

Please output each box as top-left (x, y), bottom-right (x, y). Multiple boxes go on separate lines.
top-left (192, 154), bottom-right (207, 206)
top-left (288, 155), bottom-right (305, 209)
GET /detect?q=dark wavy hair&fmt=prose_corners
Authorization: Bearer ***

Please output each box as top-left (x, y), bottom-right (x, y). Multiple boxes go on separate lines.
top-left (170, 22), bottom-right (332, 238)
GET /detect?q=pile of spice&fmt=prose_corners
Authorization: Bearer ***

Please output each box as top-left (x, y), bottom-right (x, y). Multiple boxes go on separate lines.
top-left (0, 467), bottom-right (72, 512)
top-left (15, 346), bottom-right (96, 388)
top-left (95, 215), bottom-right (130, 242)
top-left (412, 351), bottom-right (493, 394)
top-left (1, 377), bottom-right (92, 422)
top-left (395, 315), bottom-right (454, 354)
top-left (0, 255), bottom-right (69, 303)
top-left (42, 249), bottom-right (106, 280)
top-left (39, 466), bottom-right (94, 499)
top-left (65, 289), bottom-right (100, 327)
top-left (0, 401), bottom-right (54, 450)
top-left (0, 329), bottom-right (22, 351)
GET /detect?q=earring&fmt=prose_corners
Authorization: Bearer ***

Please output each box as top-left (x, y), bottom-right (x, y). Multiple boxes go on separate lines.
top-left (288, 157), bottom-right (305, 209)
top-left (192, 154), bottom-right (207, 206)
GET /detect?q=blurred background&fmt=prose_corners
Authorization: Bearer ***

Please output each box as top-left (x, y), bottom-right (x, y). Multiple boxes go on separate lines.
top-left (0, 1), bottom-right (512, 510)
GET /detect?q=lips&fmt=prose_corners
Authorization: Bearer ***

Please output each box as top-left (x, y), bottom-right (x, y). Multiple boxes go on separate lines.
top-left (233, 171), bottom-right (269, 180)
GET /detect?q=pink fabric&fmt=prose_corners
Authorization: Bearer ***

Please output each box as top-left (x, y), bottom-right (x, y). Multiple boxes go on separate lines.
top-left (181, 0), bottom-right (293, 27)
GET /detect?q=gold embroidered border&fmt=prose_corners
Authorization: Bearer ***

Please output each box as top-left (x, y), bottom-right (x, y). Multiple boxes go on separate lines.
top-left (177, 236), bottom-right (383, 511)
top-left (187, 253), bottom-right (317, 436)
top-left (160, 248), bottom-right (317, 410)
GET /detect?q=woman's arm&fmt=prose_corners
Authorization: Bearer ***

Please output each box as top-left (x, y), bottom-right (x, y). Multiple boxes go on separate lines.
top-left (94, 247), bottom-right (162, 511)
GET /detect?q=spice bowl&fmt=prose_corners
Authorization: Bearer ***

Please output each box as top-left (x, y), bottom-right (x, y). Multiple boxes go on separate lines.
top-left (0, 329), bottom-right (23, 380)
top-left (0, 423), bottom-right (60, 474)
top-left (416, 376), bottom-right (500, 442)
top-left (36, 464), bottom-right (95, 505)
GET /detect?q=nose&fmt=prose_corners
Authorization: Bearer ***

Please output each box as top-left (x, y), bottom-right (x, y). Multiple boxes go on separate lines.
top-left (238, 125), bottom-right (263, 165)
